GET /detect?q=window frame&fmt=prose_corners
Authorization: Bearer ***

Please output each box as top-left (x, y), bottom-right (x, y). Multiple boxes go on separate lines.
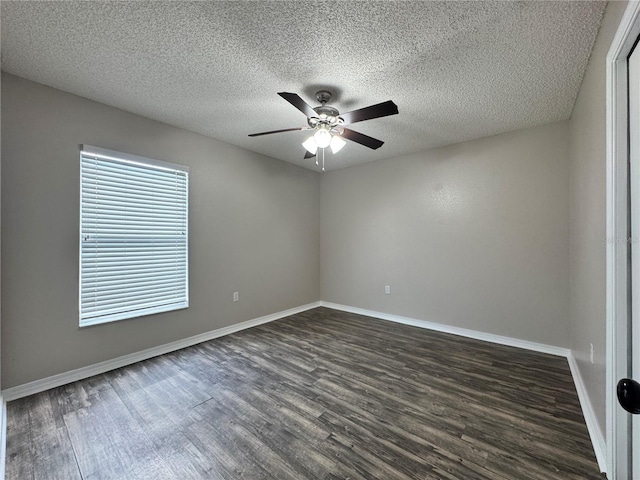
top-left (79, 145), bottom-right (189, 327)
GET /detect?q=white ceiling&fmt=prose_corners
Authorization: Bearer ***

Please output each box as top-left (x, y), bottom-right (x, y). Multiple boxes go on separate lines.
top-left (1, 1), bottom-right (606, 171)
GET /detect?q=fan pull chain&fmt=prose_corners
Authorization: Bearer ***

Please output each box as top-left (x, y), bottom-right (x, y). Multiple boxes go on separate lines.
top-left (322, 148), bottom-right (325, 172)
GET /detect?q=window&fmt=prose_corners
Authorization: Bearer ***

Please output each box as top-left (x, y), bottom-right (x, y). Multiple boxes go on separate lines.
top-left (80, 145), bottom-right (189, 327)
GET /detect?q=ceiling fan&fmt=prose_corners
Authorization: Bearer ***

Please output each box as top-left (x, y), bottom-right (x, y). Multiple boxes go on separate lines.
top-left (249, 90), bottom-right (399, 170)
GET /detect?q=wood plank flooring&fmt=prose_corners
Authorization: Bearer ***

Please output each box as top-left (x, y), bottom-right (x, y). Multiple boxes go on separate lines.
top-left (5, 307), bottom-right (604, 479)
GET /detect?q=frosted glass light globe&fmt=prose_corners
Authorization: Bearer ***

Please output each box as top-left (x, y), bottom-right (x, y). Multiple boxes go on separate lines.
top-left (302, 136), bottom-right (318, 154)
top-left (314, 128), bottom-right (332, 149)
top-left (330, 135), bottom-right (346, 154)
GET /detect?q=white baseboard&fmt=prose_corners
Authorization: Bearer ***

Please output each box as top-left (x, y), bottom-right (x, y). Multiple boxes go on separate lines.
top-left (567, 353), bottom-right (607, 473)
top-left (2, 301), bottom-right (321, 402)
top-left (320, 302), bottom-right (570, 357)
top-left (1, 300), bottom-right (606, 479)
top-left (320, 302), bottom-right (605, 474)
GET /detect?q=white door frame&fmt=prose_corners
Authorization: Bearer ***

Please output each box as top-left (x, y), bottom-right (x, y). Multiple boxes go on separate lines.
top-left (607, 2), bottom-right (640, 478)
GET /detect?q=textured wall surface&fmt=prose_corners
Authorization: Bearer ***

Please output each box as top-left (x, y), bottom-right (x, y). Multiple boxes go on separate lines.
top-left (321, 121), bottom-right (571, 347)
top-left (1, 74), bottom-right (320, 388)
top-left (568, 0), bottom-right (628, 437)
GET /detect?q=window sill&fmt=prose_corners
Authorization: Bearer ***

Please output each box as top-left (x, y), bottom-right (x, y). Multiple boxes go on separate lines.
top-left (79, 302), bottom-right (189, 327)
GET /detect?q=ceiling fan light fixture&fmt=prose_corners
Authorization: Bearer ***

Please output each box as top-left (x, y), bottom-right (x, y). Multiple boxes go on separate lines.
top-left (330, 135), bottom-right (346, 154)
top-left (314, 127), bottom-right (332, 149)
top-left (302, 136), bottom-right (318, 154)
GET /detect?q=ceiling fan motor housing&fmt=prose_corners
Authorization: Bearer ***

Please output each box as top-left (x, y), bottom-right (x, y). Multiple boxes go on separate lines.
top-left (309, 95), bottom-right (344, 132)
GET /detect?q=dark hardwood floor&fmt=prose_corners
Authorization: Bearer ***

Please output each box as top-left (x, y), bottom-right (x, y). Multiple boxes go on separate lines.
top-left (6, 307), bottom-right (603, 479)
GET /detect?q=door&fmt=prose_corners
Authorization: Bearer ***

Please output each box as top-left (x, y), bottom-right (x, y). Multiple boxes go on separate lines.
top-left (624, 37), bottom-right (640, 480)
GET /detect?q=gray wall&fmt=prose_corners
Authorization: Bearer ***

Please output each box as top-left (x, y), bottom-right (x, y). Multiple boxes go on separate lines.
top-left (1, 74), bottom-right (320, 388)
top-left (321, 121), bottom-right (571, 347)
top-left (568, 0), bottom-right (628, 437)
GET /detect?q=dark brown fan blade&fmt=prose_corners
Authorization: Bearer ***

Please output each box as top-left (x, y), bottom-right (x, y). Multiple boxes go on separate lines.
top-left (340, 100), bottom-right (398, 125)
top-left (248, 127), bottom-right (306, 137)
top-left (278, 92), bottom-right (317, 118)
top-left (341, 128), bottom-right (384, 149)
top-left (304, 151), bottom-right (316, 159)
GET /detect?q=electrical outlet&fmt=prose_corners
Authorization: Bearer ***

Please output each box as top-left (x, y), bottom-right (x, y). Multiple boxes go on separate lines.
top-left (233, 292), bottom-right (239, 302)
top-left (384, 285), bottom-right (391, 294)
top-left (590, 343), bottom-right (594, 364)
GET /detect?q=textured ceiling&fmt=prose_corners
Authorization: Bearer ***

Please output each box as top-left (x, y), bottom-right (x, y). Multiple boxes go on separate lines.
top-left (1, 1), bottom-right (606, 171)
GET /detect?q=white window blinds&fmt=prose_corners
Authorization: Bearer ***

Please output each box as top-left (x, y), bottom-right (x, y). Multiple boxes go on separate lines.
top-left (80, 145), bottom-right (189, 327)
